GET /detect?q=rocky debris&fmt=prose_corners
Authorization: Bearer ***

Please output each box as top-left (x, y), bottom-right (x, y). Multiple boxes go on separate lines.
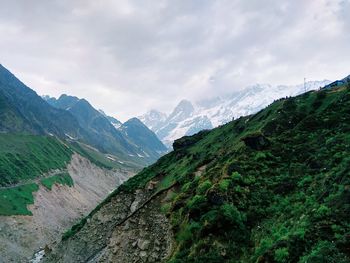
top-left (147, 180), bottom-right (158, 191)
top-left (172, 130), bottom-right (210, 151)
top-left (0, 154), bottom-right (132, 263)
top-left (137, 239), bottom-right (150, 250)
top-left (43, 184), bottom-right (175, 263)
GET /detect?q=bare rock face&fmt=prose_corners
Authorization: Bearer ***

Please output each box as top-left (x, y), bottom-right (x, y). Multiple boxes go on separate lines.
top-left (43, 184), bottom-right (175, 263)
top-left (241, 133), bottom-right (270, 150)
top-left (0, 154), bottom-right (132, 263)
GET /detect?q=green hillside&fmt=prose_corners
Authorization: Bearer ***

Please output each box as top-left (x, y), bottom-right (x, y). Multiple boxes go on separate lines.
top-left (0, 133), bottom-right (138, 216)
top-left (70, 84), bottom-right (350, 262)
top-left (0, 134), bottom-right (74, 215)
top-left (0, 134), bottom-right (73, 187)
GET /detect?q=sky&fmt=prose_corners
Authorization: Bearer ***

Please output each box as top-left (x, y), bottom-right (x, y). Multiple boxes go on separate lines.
top-left (0, 0), bottom-right (349, 121)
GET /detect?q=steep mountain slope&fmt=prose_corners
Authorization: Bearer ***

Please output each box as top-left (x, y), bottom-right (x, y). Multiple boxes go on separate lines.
top-left (140, 80), bottom-right (331, 147)
top-left (45, 94), bottom-right (167, 165)
top-left (43, 94), bottom-right (80, 110)
top-left (119, 118), bottom-right (168, 159)
top-left (0, 134), bottom-right (72, 187)
top-left (0, 64), bottom-right (156, 168)
top-left (0, 64), bottom-right (165, 169)
top-left (107, 116), bottom-right (123, 129)
top-left (45, 82), bottom-right (349, 262)
top-left (98, 109), bottom-right (123, 129)
top-left (0, 133), bottom-right (135, 262)
top-left (46, 95), bottom-right (138, 156)
top-left (0, 65), bottom-right (83, 137)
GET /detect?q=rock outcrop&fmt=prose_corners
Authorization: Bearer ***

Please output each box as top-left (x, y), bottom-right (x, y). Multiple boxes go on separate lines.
top-left (43, 181), bottom-right (175, 263)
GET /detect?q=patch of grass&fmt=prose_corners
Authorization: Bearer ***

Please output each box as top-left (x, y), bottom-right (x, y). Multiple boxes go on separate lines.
top-left (41, 172), bottom-right (74, 190)
top-left (0, 134), bottom-right (73, 186)
top-left (0, 183), bottom-right (39, 215)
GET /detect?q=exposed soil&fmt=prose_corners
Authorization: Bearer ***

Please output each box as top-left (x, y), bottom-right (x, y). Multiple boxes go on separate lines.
top-left (0, 154), bottom-right (133, 263)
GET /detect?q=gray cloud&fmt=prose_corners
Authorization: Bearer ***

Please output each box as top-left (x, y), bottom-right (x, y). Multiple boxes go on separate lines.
top-left (0, 0), bottom-right (349, 121)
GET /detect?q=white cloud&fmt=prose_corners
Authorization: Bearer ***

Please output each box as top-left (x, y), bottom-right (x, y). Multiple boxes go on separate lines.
top-left (0, 0), bottom-right (349, 121)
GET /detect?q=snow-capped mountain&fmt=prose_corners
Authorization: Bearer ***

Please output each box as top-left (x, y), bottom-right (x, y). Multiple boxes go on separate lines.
top-left (138, 110), bottom-right (167, 131)
top-left (140, 80), bottom-right (331, 147)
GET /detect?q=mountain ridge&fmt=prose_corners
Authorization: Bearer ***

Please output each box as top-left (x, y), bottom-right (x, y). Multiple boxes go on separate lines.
top-left (44, 93), bottom-right (168, 164)
top-left (140, 80), bottom-right (331, 147)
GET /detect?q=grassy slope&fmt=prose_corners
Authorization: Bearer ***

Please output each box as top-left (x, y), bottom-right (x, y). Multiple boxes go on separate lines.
top-left (66, 85), bottom-right (350, 262)
top-left (0, 134), bottom-right (73, 186)
top-left (0, 183), bottom-right (39, 215)
top-left (0, 132), bottom-right (140, 216)
top-left (41, 172), bottom-right (74, 190)
top-left (0, 134), bottom-right (74, 215)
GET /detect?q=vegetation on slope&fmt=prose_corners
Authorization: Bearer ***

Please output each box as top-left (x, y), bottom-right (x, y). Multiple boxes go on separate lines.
top-left (41, 172), bottom-right (74, 190)
top-left (0, 134), bottom-right (73, 215)
top-left (0, 132), bottom-right (137, 216)
top-left (65, 84), bottom-right (350, 262)
top-left (0, 183), bottom-right (39, 215)
top-left (0, 172), bottom-right (75, 216)
top-left (0, 134), bottom-right (73, 187)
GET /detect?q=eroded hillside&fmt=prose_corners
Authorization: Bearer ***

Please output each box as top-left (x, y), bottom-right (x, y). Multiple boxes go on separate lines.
top-left (0, 153), bottom-right (133, 263)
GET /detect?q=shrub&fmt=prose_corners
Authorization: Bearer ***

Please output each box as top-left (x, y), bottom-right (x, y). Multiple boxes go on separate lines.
top-left (219, 179), bottom-right (231, 192)
top-left (220, 203), bottom-right (245, 228)
top-left (197, 180), bottom-right (212, 194)
top-left (187, 195), bottom-right (207, 210)
top-left (231, 171), bottom-right (242, 181)
top-left (314, 204), bottom-right (331, 219)
top-left (274, 247), bottom-right (289, 262)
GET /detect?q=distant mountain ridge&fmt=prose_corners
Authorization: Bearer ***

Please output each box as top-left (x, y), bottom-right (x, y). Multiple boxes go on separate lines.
top-left (0, 64), bottom-right (166, 167)
top-left (140, 80), bottom-right (331, 147)
top-left (0, 64), bottom-right (85, 138)
top-left (45, 94), bottom-right (167, 163)
top-left (119, 118), bottom-right (168, 159)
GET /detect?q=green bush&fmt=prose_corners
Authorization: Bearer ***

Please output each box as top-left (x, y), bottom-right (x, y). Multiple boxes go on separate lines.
top-left (218, 179), bottom-right (231, 192)
top-left (197, 180), bottom-right (212, 194)
top-left (274, 247), bottom-right (289, 262)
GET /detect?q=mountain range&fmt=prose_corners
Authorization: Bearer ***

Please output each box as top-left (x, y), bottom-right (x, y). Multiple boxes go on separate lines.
top-left (44, 94), bottom-right (168, 166)
top-left (0, 64), bottom-right (167, 167)
top-left (140, 80), bottom-right (331, 147)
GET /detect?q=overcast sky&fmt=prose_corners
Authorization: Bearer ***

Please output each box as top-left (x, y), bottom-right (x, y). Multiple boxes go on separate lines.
top-left (0, 0), bottom-right (349, 121)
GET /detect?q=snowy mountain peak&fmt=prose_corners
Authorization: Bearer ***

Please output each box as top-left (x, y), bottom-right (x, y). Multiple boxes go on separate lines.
top-left (167, 99), bottom-right (194, 123)
top-left (141, 80), bottom-right (331, 147)
top-left (139, 109), bottom-right (167, 131)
